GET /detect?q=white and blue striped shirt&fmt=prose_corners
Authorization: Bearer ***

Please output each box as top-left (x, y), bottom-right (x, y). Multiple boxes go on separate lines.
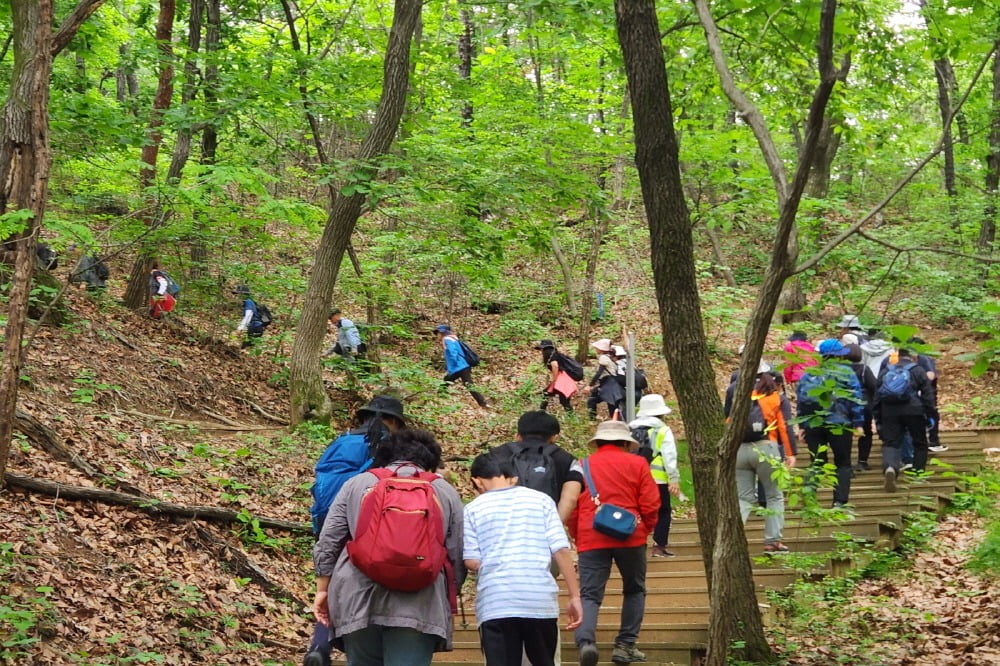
top-left (463, 485), bottom-right (570, 623)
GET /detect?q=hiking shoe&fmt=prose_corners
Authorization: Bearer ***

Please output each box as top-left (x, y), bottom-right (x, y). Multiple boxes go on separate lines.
top-left (763, 542), bottom-right (790, 553)
top-left (884, 467), bottom-right (897, 493)
top-left (651, 545), bottom-right (675, 558)
top-left (854, 461), bottom-right (870, 472)
top-left (928, 445), bottom-right (949, 453)
top-left (901, 462), bottom-right (913, 472)
top-left (611, 643), bottom-right (646, 664)
top-left (303, 651), bottom-right (328, 666)
top-left (579, 642), bottom-right (599, 666)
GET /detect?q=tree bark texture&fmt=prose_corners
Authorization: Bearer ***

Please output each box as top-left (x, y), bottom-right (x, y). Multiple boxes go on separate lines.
top-left (0, 0), bottom-right (54, 484)
top-left (980, 47), bottom-right (1000, 253)
top-left (288, 0), bottom-right (422, 425)
top-left (123, 0), bottom-right (176, 310)
top-left (574, 215), bottom-right (609, 362)
top-left (458, 5), bottom-right (474, 127)
top-left (191, 0), bottom-right (221, 276)
top-left (614, 3), bottom-right (772, 662)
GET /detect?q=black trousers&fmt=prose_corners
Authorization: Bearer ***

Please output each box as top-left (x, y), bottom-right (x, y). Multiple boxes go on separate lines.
top-left (480, 617), bottom-right (558, 666)
top-left (803, 427), bottom-right (853, 505)
top-left (881, 411), bottom-right (928, 472)
top-left (652, 484), bottom-right (672, 547)
top-left (857, 405), bottom-right (874, 463)
top-left (540, 391), bottom-right (572, 411)
top-left (444, 367), bottom-right (488, 407)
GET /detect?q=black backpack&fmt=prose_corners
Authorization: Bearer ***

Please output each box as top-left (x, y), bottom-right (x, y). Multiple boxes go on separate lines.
top-left (459, 340), bottom-right (480, 367)
top-left (631, 426), bottom-right (655, 463)
top-left (616, 368), bottom-right (649, 391)
top-left (743, 397), bottom-right (769, 442)
top-left (508, 441), bottom-right (561, 502)
top-left (255, 302), bottom-right (273, 327)
top-left (553, 351), bottom-right (585, 381)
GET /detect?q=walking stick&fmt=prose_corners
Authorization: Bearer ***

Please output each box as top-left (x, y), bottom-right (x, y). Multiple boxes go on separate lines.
top-left (459, 590), bottom-right (468, 628)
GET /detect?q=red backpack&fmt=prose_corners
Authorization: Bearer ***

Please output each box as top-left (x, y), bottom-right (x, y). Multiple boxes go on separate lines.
top-left (346, 467), bottom-right (452, 596)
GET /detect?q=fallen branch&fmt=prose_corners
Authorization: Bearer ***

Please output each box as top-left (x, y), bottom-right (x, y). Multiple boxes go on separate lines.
top-left (234, 397), bottom-right (290, 426)
top-left (14, 410), bottom-right (105, 478)
top-left (120, 408), bottom-right (281, 431)
top-left (4, 472), bottom-right (312, 534)
top-left (856, 229), bottom-right (1000, 264)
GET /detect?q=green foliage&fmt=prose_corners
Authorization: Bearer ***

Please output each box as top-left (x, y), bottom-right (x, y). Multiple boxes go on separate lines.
top-left (0, 543), bottom-right (56, 662)
top-left (967, 514), bottom-right (1000, 576)
top-left (70, 369), bottom-right (121, 405)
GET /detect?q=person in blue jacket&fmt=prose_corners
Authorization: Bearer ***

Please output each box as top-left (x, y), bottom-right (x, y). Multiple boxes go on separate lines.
top-left (436, 324), bottom-right (488, 408)
top-left (304, 395), bottom-right (406, 666)
top-left (797, 339), bottom-right (866, 508)
top-left (231, 285), bottom-right (265, 347)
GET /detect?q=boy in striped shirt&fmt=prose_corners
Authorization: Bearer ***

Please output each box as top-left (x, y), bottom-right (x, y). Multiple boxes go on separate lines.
top-left (464, 452), bottom-right (582, 666)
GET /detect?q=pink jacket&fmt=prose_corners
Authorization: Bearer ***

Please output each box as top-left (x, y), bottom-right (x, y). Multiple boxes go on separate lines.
top-left (782, 339), bottom-right (818, 383)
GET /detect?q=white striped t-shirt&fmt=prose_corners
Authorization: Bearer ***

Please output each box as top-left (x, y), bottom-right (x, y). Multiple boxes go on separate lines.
top-left (463, 485), bottom-right (570, 623)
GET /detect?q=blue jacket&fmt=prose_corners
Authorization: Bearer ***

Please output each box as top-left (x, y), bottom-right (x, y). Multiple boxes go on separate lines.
top-left (442, 335), bottom-right (470, 374)
top-left (797, 361), bottom-right (865, 428)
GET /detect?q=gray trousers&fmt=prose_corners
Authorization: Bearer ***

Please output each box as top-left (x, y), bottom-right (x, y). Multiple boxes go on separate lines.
top-left (735, 440), bottom-right (785, 544)
top-left (574, 546), bottom-right (647, 648)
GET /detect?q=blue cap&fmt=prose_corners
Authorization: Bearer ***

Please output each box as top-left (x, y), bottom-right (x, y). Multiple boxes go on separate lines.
top-left (817, 338), bottom-right (850, 357)
top-left (435, 324), bottom-right (452, 334)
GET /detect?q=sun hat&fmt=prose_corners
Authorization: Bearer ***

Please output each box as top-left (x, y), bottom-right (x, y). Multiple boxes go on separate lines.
top-left (837, 314), bottom-right (862, 330)
top-left (591, 338), bottom-right (612, 353)
top-left (636, 394), bottom-right (672, 417)
top-left (589, 420), bottom-right (638, 445)
top-left (612, 345), bottom-right (628, 356)
top-left (535, 339), bottom-right (555, 350)
top-left (817, 339), bottom-right (850, 357)
top-left (357, 395), bottom-right (406, 424)
top-left (757, 359), bottom-right (772, 375)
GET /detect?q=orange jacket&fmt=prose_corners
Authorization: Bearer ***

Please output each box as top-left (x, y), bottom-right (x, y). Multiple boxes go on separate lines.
top-left (753, 391), bottom-right (794, 458)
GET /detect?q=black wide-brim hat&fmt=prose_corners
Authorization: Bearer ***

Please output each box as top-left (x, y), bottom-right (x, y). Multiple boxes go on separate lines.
top-left (535, 339), bottom-right (555, 349)
top-left (357, 395), bottom-right (405, 423)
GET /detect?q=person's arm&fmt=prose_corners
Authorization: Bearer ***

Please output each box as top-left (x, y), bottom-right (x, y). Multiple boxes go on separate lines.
top-left (723, 382), bottom-right (735, 417)
top-left (548, 359), bottom-right (560, 386)
top-left (463, 503), bottom-right (480, 573)
top-left (637, 466), bottom-right (661, 530)
top-left (552, 547), bottom-right (582, 629)
top-left (915, 367), bottom-right (937, 415)
top-left (313, 575), bottom-right (331, 627)
top-left (658, 428), bottom-right (681, 495)
top-left (312, 475), bottom-right (359, 627)
top-left (557, 478), bottom-right (583, 523)
top-left (154, 275), bottom-right (168, 296)
top-left (236, 304), bottom-right (254, 332)
top-left (845, 372), bottom-right (866, 429)
top-left (774, 396), bottom-right (797, 465)
top-left (343, 320), bottom-right (362, 349)
top-left (439, 480), bottom-right (467, 588)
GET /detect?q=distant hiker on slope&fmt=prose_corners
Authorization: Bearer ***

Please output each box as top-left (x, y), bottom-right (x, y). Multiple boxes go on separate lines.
top-left (323, 308), bottom-right (366, 363)
top-left (586, 338), bottom-right (624, 419)
top-left (148, 262), bottom-right (176, 319)
top-left (536, 339), bottom-right (579, 412)
top-left (231, 285), bottom-right (267, 348)
top-left (436, 324), bottom-right (488, 408)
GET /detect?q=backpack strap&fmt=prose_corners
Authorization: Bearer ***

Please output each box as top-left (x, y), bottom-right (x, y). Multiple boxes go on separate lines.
top-left (581, 459), bottom-right (601, 506)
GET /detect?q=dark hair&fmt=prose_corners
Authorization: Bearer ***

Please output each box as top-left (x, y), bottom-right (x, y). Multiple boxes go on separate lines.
top-left (908, 336), bottom-right (926, 346)
top-left (897, 348), bottom-right (913, 358)
top-left (517, 411), bottom-right (561, 439)
top-left (754, 373), bottom-right (778, 395)
top-left (789, 331), bottom-right (808, 342)
top-left (470, 451), bottom-right (515, 480)
top-left (329, 308), bottom-right (341, 317)
top-left (372, 428), bottom-right (442, 472)
top-left (541, 347), bottom-right (556, 364)
top-left (845, 344), bottom-right (863, 363)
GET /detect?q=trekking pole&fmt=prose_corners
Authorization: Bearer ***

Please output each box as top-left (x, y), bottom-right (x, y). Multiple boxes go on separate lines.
top-left (459, 590), bottom-right (468, 627)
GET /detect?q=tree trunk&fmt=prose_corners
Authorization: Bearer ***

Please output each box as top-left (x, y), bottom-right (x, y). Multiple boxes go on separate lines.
top-left (550, 231), bottom-right (577, 312)
top-left (574, 214), bottom-right (610, 362)
top-left (805, 115), bottom-right (841, 198)
top-left (920, 0), bottom-right (959, 224)
top-left (191, 0), bottom-right (221, 277)
top-left (458, 4), bottom-right (474, 127)
top-left (980, 48), bottom-right (1000, 254)
top-left (1, 0), bottom-right (104, 484)
top-left (122, 0), bottom-right (176, 311)
top-left (288, 0), bottom-right (422, 425)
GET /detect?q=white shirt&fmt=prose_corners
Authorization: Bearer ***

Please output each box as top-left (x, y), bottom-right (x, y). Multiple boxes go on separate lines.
top-left (463, 485), bottom-right (569, 623)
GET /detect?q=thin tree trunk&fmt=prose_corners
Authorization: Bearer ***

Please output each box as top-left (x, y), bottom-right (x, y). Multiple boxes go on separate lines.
top-left (1, 0), bottom-right (104, 484)
top-left (458, 4), bottom-right (474, 127)
top-left (550, 232), bottom-right (577, 311)
top-left (191, 0), bottom-right (220, 277)
top-left (288, 0), bottom-right (422, 425)
top-left (920, 0), bottom-right (959, 224)
top-left (122, 0), bottom-right (176, 311)
top-left (980, 47), bottom-right (1000, 254)
top-left (703, 223), bottom-right (737, 287)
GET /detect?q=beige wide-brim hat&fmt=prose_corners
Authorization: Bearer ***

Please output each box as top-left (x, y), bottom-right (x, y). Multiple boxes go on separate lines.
top-left (591, 338), bottom-right (612, 353)
top-left (636, 394), bottom-right (672, 417)
top-left (589, 420), bottom-right (638, 445)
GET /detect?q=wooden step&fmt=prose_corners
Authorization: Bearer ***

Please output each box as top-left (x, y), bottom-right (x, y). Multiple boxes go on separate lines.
top-left (442, 641), bottom-right (706, 664)
top-left (453, 623), bottom-right (709, 644)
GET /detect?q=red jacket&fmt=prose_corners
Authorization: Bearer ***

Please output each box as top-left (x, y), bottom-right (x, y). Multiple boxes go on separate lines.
top-left (569, 444), bottom-right (661, 552)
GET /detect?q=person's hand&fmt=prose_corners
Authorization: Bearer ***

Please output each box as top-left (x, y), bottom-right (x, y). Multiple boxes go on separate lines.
top-left (668, 482), bottom-right (681, 497)
top-left (314, 590), bottom-right (330, 627)
top-left (854, 427), bottom-right (864, 437)
top-left (785, 455), bottom-right (796, 469)
top-left (565, 596), bottom-right (583, 630)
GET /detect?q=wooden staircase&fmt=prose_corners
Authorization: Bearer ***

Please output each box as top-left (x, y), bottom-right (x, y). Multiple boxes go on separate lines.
top-left (440, 430), bottom-right (989, 666)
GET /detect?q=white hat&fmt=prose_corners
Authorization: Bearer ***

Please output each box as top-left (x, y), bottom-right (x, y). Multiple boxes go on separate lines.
top-left (837, 314), bottom-right (862, 330)
top-left (757, 360), bottom-right (772, 375)
top-left (612, 345), bottom-right (627, 356)
top-left (841, 333), bottom-right (859, 346)
top-left (591, 338), bottom-right (612, 353)
top-left (637, 394), bottom-right (672, 417)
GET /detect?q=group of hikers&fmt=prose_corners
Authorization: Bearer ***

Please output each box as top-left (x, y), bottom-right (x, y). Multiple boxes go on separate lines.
top-left (304, 397), bottom-right (677, 666)
top-left (299, 313), bottom-right (946, 666)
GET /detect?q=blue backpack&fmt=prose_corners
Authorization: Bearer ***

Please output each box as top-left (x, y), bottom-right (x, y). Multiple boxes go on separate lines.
top-left (310, 431), bottom-right (376, 534)
top-left (796, 371), bottom-right (828, 411)
top-left (876, 362), bottom-right (917, 404)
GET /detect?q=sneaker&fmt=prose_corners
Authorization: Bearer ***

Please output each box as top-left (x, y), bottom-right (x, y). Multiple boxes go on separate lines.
top-left (763, 542), bottom-right (790, 553)
top-left (611, 643), bottom-right (647, 663)
top-left (579, 642), bottom-right (600, 666)
top-left (303, 651), bottom-right (328, 666)
top-left (884, 467), bottom-right (897, 493)
top-left (928, 445), bottom-right (949, 453)
top-left (651, 545), bottom-right (676, 558)
top-left (854, 461), bottom-right (870, 472)
top-left (901, 463), bottom-right (914, 472)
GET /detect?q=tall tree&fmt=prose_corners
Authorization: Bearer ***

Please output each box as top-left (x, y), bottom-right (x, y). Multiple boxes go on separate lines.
top-left (981, 47), bottom-right (1000, 253)
top-left (0, 0), bottom-right (106, 484)
top-left (288, 0), bottom-right (422, 425)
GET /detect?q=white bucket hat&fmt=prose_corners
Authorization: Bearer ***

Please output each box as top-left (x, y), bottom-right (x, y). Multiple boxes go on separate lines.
top-left (591, 338), bottom-right (612, 353)
top-left (612, 345), bottom-right (627, 356)
top-left (757, 360), bottom-right (772, 375)
top-left (637, 394), bottom-right (672, 417)
top-left (837, 314), bottom-right (862, 330)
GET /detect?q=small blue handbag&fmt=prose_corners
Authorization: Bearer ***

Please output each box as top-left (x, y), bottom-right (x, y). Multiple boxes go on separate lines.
top-left (582, 460), bottom-right (638, 540)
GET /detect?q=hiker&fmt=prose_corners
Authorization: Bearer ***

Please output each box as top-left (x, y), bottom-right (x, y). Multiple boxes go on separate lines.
top-left (909, 336), bottom-right (946, 453)
top-left (36, 243), bottom-right (58, 270)
top-left (837, 314), bottom-right (868, 344)
top-left (726, 361), bottom-right (797, 553)
top-left (436, 324), bottom-right (488, 408)
top-left (845, 343), bottom-right (878, 473)
top-left (567, 420), bottom-right (660, 666)
top-left (70, 255), bottom-right (109, 290)
top-left (781, 331), bottom-right (818, 388)
top-left (612, 345), bottom-right (647, 408)
top-left (232, 285), bottom-right (266, 347)
top-left (148, 262), bottom-right (176, 319)
top-left (858, 333), bottom-right (895, 469)
top-left (493, 411), bottom-right (585, 521)
top-left (873, 348), bottom-right (936, 492)
top-left (536, 340), bottom-right (577, 412)
top-left (463, 451), bottom-right (582, 666)
top-left (324, 309), bottom-right (366, 362)
top-left (304, 396), bottom-right (405, 666)
top-left (311, 428), bottom-right (465, 666)
top-left (586, 339), bottom-right (624, 419)
top-left (628, 394), bottom-right (680, 557)
top-left (797, 340), bottom-right (866, 508)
